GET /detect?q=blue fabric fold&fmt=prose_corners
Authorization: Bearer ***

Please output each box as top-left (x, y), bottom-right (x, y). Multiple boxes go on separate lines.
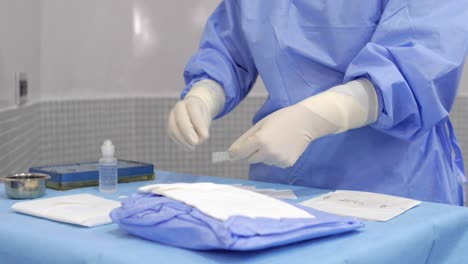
top-left (111, 193), bottom-right (363, 251)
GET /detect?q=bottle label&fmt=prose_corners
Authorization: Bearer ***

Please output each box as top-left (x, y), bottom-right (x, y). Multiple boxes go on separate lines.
top-left (99, 165), bottom-right (117, 185)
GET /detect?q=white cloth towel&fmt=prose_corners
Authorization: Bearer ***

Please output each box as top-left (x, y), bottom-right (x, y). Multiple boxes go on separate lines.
top-left (139, 183), bottom-right (314, 221)
top-left (11, 194), bottom-right (121, 227)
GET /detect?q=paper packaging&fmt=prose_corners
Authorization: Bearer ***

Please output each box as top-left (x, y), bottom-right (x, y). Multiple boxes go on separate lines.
top-left (139, 183), bottom-right (312, 221)
top-left (11, 194), bottom-right (121, 227)
top-left (212, 152), bottom-right (230, 163)
top-left (300, 190), bottom-right (421, 222)
top-left (231, 184), bottom-right (298, 200)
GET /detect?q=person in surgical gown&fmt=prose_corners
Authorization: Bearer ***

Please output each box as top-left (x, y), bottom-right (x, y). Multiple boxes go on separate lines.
top-left (168, 0), bottom-right (468, 205)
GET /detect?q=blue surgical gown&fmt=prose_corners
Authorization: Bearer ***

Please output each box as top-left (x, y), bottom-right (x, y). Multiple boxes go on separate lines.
top-left (111, 193), bottom-right (363, 251)
top-left (182, 0), bottom-right (468, 205)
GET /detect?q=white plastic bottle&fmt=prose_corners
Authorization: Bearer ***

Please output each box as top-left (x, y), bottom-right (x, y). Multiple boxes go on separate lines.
top-left (99, 139), bottom-right (118, 193)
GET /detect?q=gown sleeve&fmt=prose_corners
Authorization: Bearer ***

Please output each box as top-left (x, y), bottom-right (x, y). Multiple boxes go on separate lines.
top-left (182, 0), bottom-right (258, 118)
top-left (344, 0), bottom-right (468, 139)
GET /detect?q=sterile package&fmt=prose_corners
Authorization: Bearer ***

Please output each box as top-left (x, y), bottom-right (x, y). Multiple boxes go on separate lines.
top-left (111, 183), bottom-right (364, 251)
top-left (11, 194), bottom-right (121, 227)
top-left (230, 184), bottom-right (298, 199)
top-left (212, 151), bottom-right (230, 163)
top-left (301, 190), bottom-right (421, 221)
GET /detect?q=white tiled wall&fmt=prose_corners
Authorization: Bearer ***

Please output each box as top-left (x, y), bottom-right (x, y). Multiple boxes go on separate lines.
top-left (0, 104), bottom-right (41, 175)
top-left (0, 96), bottom-right (466, 182)
top-left (0, 97), bottom-right (264, 179)
top-left (460, 59), bottom-right (468, 96)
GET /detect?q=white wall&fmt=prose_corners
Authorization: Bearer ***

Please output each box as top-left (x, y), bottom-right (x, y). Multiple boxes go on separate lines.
top-left (39, 0), bottom-right (266, 101)
top-left (0, 0), bottom-right (41, 109)
top-left (2, 1), bottom-right (465, 105)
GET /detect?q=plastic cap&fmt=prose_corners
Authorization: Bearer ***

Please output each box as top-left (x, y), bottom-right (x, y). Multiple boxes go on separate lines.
top-left (101, 139), bottom-right (115, 157)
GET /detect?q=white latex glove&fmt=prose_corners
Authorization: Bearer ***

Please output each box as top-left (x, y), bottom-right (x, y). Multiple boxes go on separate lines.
top-left (228, 79), bottom-right (379, 168)
top-left (167, 79), bottom-right (225, 149)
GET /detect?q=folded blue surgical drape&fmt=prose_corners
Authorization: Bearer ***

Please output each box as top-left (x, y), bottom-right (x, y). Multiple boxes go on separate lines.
top-left (111, 193), bottom-right (363, 251)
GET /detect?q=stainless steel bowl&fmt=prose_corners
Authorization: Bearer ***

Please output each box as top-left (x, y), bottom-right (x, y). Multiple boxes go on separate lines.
top-left (1, 173), bottom-right (51, 199)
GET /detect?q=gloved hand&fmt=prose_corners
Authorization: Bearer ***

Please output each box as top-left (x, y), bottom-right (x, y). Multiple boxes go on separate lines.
top-left (167, 79), bottom-right (225, 149)
top-left (228, 79), bottom-right (379, 168)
